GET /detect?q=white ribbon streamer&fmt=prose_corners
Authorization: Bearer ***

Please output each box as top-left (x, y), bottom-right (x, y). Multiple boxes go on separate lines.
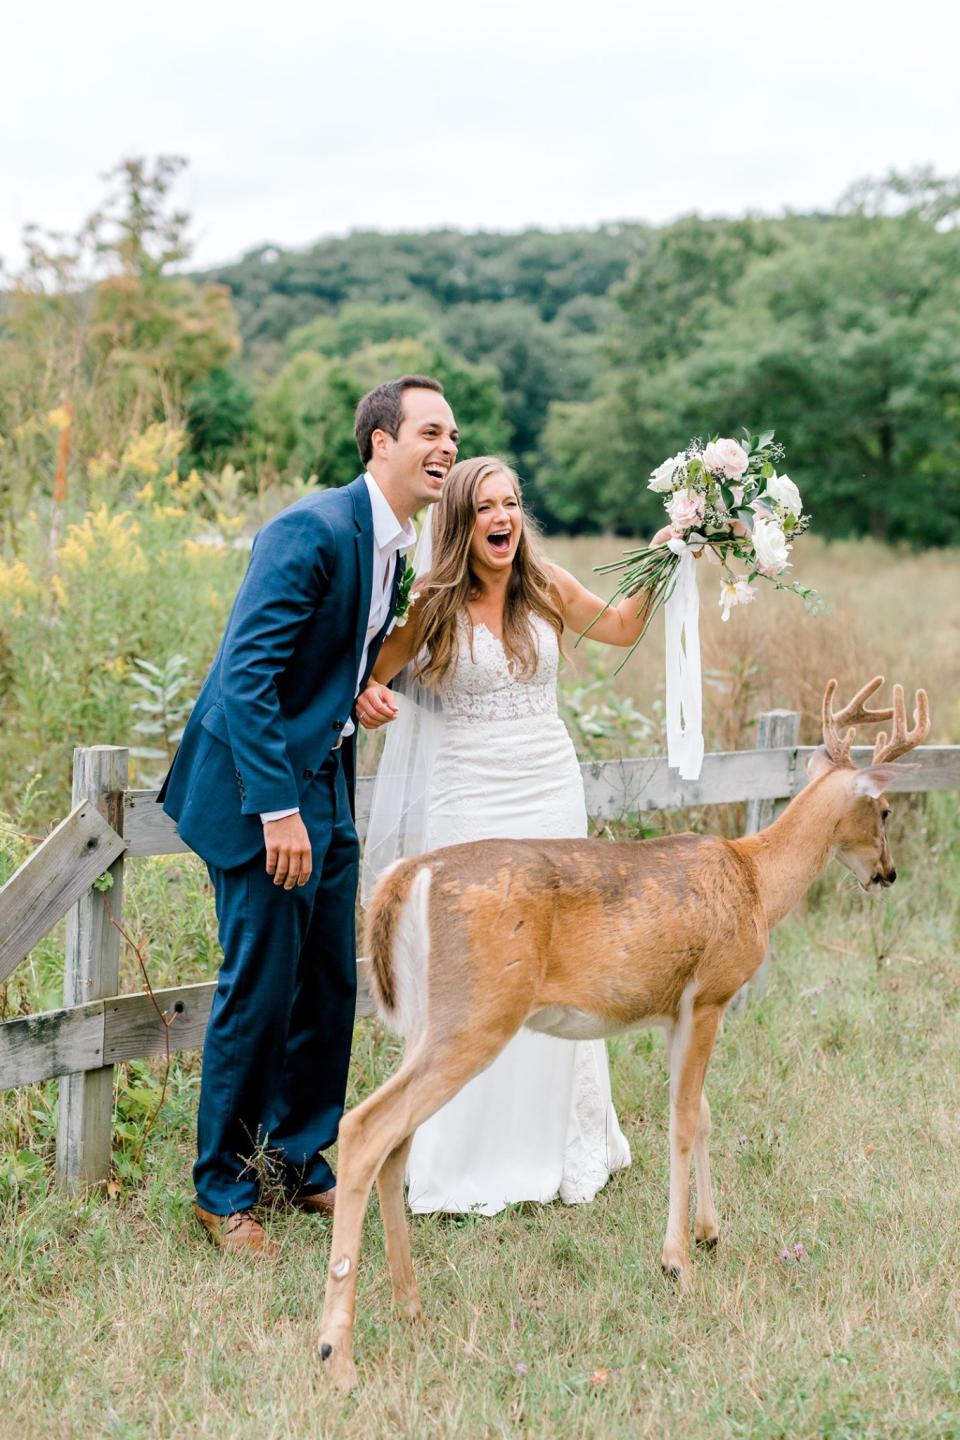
top-left (664, 544), bottom-right (704, 781)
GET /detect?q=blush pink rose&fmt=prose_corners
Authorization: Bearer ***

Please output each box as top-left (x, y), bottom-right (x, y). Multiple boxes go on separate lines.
top-left (666, 487), bottom-right (705, 531)
top-left (702, 438), bottom-right (750, 480)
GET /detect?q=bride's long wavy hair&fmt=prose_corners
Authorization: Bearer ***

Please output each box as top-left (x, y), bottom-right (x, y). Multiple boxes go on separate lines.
top-left (414, 456), bottom-right (565, 687)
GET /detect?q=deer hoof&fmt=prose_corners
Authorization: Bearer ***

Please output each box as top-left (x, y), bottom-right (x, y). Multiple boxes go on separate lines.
top-left (695, 1235), bottom-right (719, 1251)
top-left (320, 1342), bottom-right (358, 1391)
top-left (661, 1262), bottom-right (683, 1282)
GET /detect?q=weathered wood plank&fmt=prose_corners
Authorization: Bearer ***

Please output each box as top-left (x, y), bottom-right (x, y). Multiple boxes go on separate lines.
top-left (0, 801), bottom-right (125, 986)
top-left (745, 712), bottom-right (802, 836)
top-left (792, 745), bottom-right (960, 795)
top-left (123, 745), bottom-right (960, 859)
top-left (581, 748), bottom-right (795, 820)
top-left (0, 1001), bottom-right (105, 1089)
top-left (123, 791), bottom-right (191, 857)
top-left (56, 747), bottom-right (128, 1194)
top-left (1, 964), bottom-right (378, 1089)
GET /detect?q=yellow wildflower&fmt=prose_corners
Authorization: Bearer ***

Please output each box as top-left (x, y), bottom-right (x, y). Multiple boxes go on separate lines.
top-left (88, 454), bottom-right (117, 487)
top-left (215, 511), bottom-right (246, 535)
top-left (184, 537), bottom-right (226, 561)
top-left (121, 423), bottom-right (185, 479)
top-left (47, 406), bottom-right (72, 432)
top-left (57, 505), bottom-right (147, 578)
top-left (180, 469), bottom-right (204, 502)
top-left (152, 503), bottom-right (187, 521)
top-left (0, 558), bottom-right (38, 603)
top-left (136, 481), bottom-right (155, 503)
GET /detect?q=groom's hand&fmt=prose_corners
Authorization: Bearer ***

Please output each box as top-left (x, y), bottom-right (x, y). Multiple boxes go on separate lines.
top-left (356, 682), bottom-right (398, 730)
top-left (263, 814), bottom-right (312, 889)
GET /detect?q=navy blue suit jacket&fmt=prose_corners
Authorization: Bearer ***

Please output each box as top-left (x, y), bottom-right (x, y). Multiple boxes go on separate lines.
top-left (159, 476), bottom-right (402, 871)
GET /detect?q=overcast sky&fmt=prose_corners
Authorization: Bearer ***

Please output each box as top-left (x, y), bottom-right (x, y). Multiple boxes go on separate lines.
top-left (2, 0), bottom-right (957, 271)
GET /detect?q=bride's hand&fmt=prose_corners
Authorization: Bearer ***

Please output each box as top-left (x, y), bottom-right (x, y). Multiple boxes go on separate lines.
top-left (651, 523), bottom-right (704, 558)
top-left (356, 682), bottom-right (399, 730)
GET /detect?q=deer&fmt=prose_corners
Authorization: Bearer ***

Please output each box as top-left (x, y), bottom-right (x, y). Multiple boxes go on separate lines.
top-left (318, 677), bottom-right (929, 1389)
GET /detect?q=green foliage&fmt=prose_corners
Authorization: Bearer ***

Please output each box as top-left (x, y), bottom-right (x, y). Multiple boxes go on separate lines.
top-left (5, 160), bottom-right (959, 544)
top-left (129, 654), bottom-right (195, 788)
top-left (255, 336), bottom-right (510, 485)
top-left (541, 206), bottom-right (960, 541)
top-left (0, 157), bottom-right (240, 530)
top-left (185, 366), bottom-right (255, 468)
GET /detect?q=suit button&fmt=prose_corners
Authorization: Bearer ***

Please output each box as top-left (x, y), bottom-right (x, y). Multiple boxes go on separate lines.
top-left (332, 720), bottom-right (344, 731)
top-left (303, 768), bottom-right (314, 780)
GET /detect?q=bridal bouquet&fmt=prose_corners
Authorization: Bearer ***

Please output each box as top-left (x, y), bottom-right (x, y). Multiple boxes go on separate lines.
top-left (596, 431), bottom-right (822, 670)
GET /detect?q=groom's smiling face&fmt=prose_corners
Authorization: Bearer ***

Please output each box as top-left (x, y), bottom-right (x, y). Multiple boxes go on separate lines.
top-left (374, 387), bottom-right (459, 507)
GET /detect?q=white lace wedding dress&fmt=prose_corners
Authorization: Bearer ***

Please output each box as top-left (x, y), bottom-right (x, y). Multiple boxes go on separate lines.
top-left (405, 611), bottom-right (632, 1215)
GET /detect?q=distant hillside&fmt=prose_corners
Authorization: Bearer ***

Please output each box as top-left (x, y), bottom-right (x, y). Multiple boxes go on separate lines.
top-left (196, 224), bottom-right (651, 349)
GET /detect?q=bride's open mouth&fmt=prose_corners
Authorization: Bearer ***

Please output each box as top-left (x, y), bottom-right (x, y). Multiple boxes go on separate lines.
top-left (487, 529), bottom-right (513, 555)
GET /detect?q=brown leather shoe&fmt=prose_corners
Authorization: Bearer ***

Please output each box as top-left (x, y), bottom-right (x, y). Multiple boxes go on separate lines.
top-left (291, 1185), bottom-right (336, 1216)
top-left (194, 1203), bottom-right (279, 1257)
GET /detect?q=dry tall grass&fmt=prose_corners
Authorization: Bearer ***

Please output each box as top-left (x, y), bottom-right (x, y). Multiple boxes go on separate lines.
top-left (548, 536), bottom-right (960, 748)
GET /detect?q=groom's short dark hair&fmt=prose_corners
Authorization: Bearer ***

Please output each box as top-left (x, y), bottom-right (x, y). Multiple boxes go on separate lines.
top-left (354, 375), bottom-right (445, 465)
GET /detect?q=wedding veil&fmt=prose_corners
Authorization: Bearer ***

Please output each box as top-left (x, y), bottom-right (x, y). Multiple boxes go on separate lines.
top-left (360, 506), bottom-right (445, 905)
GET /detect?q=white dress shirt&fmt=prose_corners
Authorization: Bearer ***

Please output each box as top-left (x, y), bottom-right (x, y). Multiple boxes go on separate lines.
top-left (261, 473), bottom-right (415, 824)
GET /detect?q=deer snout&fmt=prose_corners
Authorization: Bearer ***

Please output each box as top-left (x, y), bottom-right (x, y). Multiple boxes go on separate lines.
top-left (872, 866), bottom-right (897, 888)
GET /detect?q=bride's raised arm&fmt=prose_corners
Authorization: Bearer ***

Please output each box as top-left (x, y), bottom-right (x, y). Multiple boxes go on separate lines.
top-left (548, 527), bottom-right (674, 648)
top-left (356, 585), bottom-right (428, 730)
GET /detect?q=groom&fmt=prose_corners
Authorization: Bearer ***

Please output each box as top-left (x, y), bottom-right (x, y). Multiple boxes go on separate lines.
top-left (159, 374), bottom-right (459, 1254)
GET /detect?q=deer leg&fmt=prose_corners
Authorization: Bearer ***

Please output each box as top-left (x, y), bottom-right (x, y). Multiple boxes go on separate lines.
top-left (693, 1090), bottom-right (719, 1249)
top-left (376, 1133), bottom-right (420, 1321)
top-left (662, 1002), bottom-right (722, 1282)
top-left (318, 1024), bottom-right (520, 1390)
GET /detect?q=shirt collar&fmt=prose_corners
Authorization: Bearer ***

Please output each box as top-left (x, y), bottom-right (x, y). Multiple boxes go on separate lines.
top-left (363, 472), bottom-right (416, 557)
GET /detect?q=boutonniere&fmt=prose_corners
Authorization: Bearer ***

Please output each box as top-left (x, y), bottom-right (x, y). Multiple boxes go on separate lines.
top-left (393, 558), bottom-right (420, 628)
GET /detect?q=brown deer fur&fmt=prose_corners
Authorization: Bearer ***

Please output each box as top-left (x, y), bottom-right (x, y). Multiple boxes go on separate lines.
top-left (318, 678), bottom-right (928, 1390)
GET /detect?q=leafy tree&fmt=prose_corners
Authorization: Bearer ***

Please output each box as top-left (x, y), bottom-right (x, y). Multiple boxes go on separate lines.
top-left (438, 302), bottom-right (595, 471)
top-left (185, 367), bottom-right (255, 468)
top-left (254, 337), bottom-right (509, 486)
top-left (541, 210), bottom-right (960, 542)
top-left (0, 157), bottom-right (241, 525)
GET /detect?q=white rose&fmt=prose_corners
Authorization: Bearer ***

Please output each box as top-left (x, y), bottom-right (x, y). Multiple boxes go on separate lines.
top-left (648, 451), bottom-right (687, 492)
top-left (751, 517), bottom-right (791, 574)
top-left (702, 438), bottom-right (750, 480)
top-left (764, 471), bottom-right (802, 518)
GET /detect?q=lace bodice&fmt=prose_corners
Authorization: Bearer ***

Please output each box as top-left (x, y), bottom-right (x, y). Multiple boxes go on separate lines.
top-left (437, 612), bottom-right (560, 724)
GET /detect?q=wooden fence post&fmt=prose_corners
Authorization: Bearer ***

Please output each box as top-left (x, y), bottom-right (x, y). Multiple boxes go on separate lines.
top-left (55, 746), bottom-right (128, 1192)
top-left (730, 709), bottom-right (801, 1011)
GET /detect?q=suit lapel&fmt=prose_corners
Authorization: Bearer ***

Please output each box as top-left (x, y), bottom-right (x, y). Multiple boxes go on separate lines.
top-left (362, 550), bottom-right (407, 690)
top-left (350, 476), bottom-right (374, 684)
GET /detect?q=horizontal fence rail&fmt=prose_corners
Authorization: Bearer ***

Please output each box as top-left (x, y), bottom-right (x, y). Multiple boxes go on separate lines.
top-left (121, 744), bottom-right (960, 857)
top-left (1, 729), bottom-right (958, 1190)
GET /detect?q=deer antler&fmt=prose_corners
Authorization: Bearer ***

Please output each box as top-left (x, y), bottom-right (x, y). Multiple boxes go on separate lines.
top-left (821, 676), bottom-right (895, 765)
top-left (872, 684), bottom-right (930, 764)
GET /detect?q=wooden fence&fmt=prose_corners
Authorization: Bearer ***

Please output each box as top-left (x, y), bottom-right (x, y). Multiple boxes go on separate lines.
top-left (1, 712), bottom-right (958, 1193)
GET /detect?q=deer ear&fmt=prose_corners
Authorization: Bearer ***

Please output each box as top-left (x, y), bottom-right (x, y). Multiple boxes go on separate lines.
top-left (852, 763), bottom-right (916, 799)
top-left (806, 746), bottom-right (834, 780)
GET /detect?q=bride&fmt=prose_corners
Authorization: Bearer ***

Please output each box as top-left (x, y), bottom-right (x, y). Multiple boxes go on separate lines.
top-left (356, 455), bottom-right (665, 1215)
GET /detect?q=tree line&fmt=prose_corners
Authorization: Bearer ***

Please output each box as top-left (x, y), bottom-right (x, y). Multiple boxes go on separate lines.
top-left (2, 159), bottom-right (958, 544)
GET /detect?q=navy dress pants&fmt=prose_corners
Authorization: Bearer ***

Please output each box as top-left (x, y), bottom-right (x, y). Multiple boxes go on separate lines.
top-left (194, 751), bottom-right (359, 1215)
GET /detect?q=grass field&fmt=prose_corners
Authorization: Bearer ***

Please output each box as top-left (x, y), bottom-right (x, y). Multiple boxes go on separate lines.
top-left (1, 533), bottom-right (959, 1437)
